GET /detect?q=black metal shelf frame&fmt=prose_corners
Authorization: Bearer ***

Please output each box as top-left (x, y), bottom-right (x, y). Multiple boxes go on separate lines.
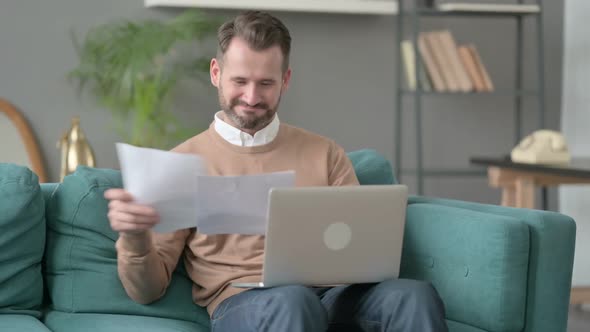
top-left (394, 0), bottom-right (545, 195)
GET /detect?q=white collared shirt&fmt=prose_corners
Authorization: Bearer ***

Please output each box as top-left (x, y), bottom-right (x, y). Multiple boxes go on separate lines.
top-left (214, 111), bottom-right (280, 147)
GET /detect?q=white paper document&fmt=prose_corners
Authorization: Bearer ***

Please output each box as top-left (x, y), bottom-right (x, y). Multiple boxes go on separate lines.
top-left (115, 143), bottom-right (295, 234)
top-left (116, 143), bottom-right (207, 233)
top-left (195, 171), bottom-right (295, 235)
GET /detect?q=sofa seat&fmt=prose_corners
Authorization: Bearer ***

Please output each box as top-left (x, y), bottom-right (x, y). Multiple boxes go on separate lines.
top-left (43, 311), bottom-right (206, 332)
top-left (0, 315), bottom-right (51, 332)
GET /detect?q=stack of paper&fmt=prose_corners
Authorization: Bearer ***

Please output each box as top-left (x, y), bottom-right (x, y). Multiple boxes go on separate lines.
top-left (116, 143), bottom-right (295, 234)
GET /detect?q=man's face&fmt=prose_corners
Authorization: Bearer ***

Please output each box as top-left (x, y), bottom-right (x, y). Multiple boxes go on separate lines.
top-left (210, 37), bottom-right (291, 134)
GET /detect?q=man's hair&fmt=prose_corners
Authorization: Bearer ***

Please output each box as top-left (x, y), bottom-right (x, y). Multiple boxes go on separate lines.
top-left (217, 11), bottom-right (292, 72)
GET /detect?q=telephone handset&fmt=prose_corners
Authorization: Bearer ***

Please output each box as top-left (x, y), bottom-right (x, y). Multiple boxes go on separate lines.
top-left (510, 130), bottom-right (571, 165)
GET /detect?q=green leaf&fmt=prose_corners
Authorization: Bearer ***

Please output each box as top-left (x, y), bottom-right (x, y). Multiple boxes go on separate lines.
top-left (69, 9), bottom-right (218, 149)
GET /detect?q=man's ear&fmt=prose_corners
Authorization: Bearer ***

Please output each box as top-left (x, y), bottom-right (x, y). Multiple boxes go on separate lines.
top-left (210, 58), bottom-right (221, 87)
top-left (282, 67), bottom-right (292, 93)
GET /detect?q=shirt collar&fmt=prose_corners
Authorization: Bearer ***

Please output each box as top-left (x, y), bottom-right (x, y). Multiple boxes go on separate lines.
top-left (214, 111), bottom-right (280, 147)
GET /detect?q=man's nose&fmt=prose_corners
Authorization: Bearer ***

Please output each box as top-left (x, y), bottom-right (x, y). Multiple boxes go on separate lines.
top-left (242, 84), bottom-right (262, 106)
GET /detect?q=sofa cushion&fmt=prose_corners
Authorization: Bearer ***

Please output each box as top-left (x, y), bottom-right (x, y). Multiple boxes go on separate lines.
top-left (43, 311), bottom-right (206, 332)
top-left (44, 166), bottom-right (209, 328)
top-left (0, 164), bottom-right (45, 318)
top-left (0, 314), bottom-right (52, 332)
top-left (401, 203), bottom-right (530, 332)
top-left (347, 149), bottom-right (396, 185)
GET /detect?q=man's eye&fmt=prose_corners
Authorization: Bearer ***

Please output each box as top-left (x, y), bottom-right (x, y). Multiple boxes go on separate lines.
top-left (235, 81), bottom-right (246, 85)
top-left (260, 81), bottom-right (274, 86)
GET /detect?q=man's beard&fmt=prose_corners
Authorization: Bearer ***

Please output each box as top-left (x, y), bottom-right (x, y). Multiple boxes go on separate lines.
top-left (219, 88), bottom-right (280, 132)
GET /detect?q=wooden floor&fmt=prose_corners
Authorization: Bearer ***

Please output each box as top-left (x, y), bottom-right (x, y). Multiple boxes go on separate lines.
top-left (568, 305), bottom-right (590, 332)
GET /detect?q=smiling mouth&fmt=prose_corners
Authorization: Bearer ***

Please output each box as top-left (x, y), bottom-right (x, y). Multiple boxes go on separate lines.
top-left (239, 106), bottom-right (265, 112)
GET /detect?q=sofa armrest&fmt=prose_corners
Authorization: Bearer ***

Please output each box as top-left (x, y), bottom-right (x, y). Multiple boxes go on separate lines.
top-left (406, 196), bottom-right (575, 332)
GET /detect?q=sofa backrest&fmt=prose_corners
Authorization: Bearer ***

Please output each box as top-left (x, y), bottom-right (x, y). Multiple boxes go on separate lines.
top-left (42, 166), bottom-right (210, 328)
top-left (0, 164), bottom-right (45, 318)
top-left (347, 149), bottom-right (397, 185)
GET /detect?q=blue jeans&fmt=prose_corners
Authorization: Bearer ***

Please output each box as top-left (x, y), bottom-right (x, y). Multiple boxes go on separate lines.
top-left (210, 279), bottom-right (448, 332)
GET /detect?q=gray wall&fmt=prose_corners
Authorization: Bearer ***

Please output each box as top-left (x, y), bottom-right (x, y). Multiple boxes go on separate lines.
top-left (560, 0), bottom-right (590, 286)
top-left (0, 0), bottom-right (564, 207)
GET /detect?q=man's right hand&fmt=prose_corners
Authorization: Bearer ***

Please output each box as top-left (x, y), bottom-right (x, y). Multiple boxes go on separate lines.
top-left (104, 188), bottom-right (160, 235)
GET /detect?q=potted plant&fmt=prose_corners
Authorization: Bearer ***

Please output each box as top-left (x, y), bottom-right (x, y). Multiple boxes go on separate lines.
top-left (69, 10), bottom-right (220, 149)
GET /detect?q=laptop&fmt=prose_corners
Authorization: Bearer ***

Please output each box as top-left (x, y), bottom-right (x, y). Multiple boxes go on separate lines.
top-left (231, 184), bottom-right (408, 288)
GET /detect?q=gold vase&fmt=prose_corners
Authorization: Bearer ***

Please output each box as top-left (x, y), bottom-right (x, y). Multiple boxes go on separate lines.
top-left (57, 116), bottom-right (96, 181)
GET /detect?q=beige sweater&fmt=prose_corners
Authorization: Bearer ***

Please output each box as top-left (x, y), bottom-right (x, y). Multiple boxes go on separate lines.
top-left (116, 121), bottom-right (359, 315)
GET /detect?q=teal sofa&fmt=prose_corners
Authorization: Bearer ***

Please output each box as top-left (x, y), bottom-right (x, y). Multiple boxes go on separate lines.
top-left (0, 149), bottom-right (576, 332)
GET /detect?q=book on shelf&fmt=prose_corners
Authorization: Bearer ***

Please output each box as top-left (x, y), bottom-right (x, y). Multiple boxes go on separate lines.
top-left (405, 30), bottom-right (494, 93)
top-left (401, 40), bottom-right (432, 91)
top-left (467, 44), bottom-right (494, 91)
top-left (424, 31), bottom-right (460, 92)
top-left (401, 40), bottom-right (417, 90)
top-left (417, 33), bottom-right (447, 92)
top-left (457, 45), bottom-right (487, 92)
top-left (418, 55), bottom-right (433, 91)
top-left (437, 30), bottom-right (473, 92)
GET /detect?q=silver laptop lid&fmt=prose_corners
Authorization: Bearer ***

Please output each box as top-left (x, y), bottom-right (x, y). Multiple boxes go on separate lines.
top-left (261, 184), bottom-right (408, 287)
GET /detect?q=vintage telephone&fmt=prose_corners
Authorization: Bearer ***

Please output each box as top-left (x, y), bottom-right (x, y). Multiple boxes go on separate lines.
top-left (510, 130), bottom-right (571, 165)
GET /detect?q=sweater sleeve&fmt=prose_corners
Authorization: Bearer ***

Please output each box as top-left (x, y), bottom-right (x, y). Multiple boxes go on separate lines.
top-left (115, 139), bottom-right (196, 304)
top-left (116, 229), bottom-right (191, 304)
top-left (327, 142), bottom-right (360, 186)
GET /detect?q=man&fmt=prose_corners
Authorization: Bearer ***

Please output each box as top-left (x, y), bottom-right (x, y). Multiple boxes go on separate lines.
top-left (105, 11), bottom-right (448, 332)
